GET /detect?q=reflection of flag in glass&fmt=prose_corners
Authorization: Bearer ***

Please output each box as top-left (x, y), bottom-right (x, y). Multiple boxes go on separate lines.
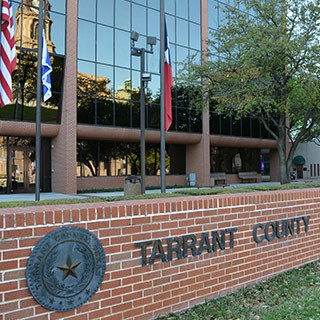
top-left (164, 18), bottom-right (173, 131)
top-left (0, 0), bottom-right (16, 107)
top-left (42, 30), bottom-right (52, 101)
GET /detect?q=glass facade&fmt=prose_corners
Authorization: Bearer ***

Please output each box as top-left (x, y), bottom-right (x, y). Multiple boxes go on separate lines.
top-left (77, 0), bottom-right (202, 132)
top-left (0, 0), bottom-right (66, 123)
top-left (210, 146), bottom-right (261, 174)
top-left (0, 0), bottom-right (277, 192)
top-left (77, 140), bottom-right (185, 177)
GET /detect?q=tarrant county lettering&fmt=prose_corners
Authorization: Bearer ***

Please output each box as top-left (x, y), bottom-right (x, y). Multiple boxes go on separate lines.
top-left (253, 216), bottom-right (310, 243)
top-left (135, 228), bottom-right (238, 266)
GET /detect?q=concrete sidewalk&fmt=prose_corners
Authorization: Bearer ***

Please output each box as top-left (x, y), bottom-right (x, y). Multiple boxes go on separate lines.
top-left (0, 192), bottom-right (84, 203)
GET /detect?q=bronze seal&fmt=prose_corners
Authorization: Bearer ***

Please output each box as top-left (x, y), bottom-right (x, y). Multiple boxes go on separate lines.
top-left (26, 226), bottom-right (106, 311)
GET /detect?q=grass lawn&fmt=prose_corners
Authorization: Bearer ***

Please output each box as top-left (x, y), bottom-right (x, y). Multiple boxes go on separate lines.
top-left (157, 260), bottom-right (320, 320)
top-left (2, 181), bottom-right (320, 208)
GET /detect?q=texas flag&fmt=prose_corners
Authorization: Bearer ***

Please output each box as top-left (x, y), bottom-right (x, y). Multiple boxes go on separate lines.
top-left (164, 18), bottom-right (173, 131)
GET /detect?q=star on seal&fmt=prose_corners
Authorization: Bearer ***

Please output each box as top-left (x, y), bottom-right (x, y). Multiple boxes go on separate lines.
top-left (57, 255), bottom-right (81, 280)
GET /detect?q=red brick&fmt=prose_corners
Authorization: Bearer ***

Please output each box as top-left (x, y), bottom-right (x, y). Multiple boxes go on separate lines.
top-left (63, 209), bottom-right (71, 222)
top-left (4, 228), bottom-right (32, 239)
top-left (15, 213), bottom-right (25, 227)
top-left (5, 308), bottom-right (34, 320)
top-left (54, 210), bottom-right (62, 223)
top-left (89, 308), bottom-right (112, 319)
top-left (0, 239), bottom-right (17, 250)
top-left (34, 225), bottom-right (57, 236)
top-left (35, 211), bottom-right (44, 224)
top-left (4, 270), bottom-right (24, 283)
top-left (0, 301), bottom-right (18, 312)
top-left (71, 209), bottom-right (80, 222)
top-left (5, 214), bottom-right (15, 228)
top-left (3, 248), bottom-right (30, 260)
top-left (4, 288), bottom-right (30, 301)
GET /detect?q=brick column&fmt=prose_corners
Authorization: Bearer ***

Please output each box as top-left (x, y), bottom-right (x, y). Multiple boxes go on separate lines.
top-left (51, 0), bottom-right (78, 194)
top-left (186, 0), bottom-right (211, 187)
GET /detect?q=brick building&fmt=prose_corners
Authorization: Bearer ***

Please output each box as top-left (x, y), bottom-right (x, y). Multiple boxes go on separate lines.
top-left (0, 0), bottom-right (279, 194)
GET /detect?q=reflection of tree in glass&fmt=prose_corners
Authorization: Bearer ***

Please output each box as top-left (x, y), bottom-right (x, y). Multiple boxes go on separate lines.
top-left (77, 140), bottom-right (98, 176)
top-left (77, 72), bottom-right (112, 124)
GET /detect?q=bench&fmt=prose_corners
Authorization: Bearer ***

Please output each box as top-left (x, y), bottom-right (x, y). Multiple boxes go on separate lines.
top-left (211, 172), bottom-right (227, 186)
top-left (238, 171), bottom-right (258, 183)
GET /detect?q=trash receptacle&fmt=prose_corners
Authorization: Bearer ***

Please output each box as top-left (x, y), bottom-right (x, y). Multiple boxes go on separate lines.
top-left (124, 175), bottom-right (141, 196)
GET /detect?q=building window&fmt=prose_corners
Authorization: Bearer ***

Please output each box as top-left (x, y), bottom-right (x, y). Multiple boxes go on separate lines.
top-left (77, 140), bottom-right (185, 177)
top-left (0, 0), bottom-right (66, 123)
top-left (77, 0), bottom-right (202, 133)
top-left (210, 146), bottom-right (261, 174)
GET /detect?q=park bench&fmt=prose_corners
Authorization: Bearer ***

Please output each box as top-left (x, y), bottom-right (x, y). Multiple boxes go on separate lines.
top-left (211, 172), bottom-right (227, 186)
top-left (238, 171), bottom-right (258, 183)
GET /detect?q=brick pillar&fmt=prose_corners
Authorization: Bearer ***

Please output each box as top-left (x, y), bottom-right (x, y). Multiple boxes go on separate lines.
top-left (51, 0), bottom-right (78, 194)
top-left (186, 0), bottom-right (211, 187)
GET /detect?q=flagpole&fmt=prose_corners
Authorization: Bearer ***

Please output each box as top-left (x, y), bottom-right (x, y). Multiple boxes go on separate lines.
top-left (35, 0), bottom-right (44, 201)
top-left (160, 0), bottom-right (166, 193)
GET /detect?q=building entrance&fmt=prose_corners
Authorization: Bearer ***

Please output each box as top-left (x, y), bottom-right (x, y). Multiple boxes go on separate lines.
top-left (9, 147), bottom-right (36, 193)
top-left (0, 136), bottom-right (52, 194)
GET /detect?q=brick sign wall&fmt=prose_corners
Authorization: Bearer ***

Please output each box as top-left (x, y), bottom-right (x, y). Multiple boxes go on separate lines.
top-left (1, 189), bottom-right (319, 320)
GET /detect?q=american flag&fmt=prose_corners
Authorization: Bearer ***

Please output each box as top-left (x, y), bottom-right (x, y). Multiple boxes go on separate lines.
top-left (0, 0), bottom-right (16, 107)
top-left (164, 18), bottom-right (173, 131)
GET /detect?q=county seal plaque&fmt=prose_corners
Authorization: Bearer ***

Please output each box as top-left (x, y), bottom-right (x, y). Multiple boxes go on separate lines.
top-left (26, 226), bottom-right (106, 311)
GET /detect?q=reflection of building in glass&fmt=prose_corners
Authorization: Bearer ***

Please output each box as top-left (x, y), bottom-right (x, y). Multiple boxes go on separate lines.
top-left (15, 0), bottom-right (54, 52)
top-left (0, 0), bottom-right (281, 195)
top-left (116, 79), bottom-right (139, 100)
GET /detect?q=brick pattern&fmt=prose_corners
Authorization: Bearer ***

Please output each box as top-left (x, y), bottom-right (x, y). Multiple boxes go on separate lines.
top-left (0, 189), bottom-right (319, 320)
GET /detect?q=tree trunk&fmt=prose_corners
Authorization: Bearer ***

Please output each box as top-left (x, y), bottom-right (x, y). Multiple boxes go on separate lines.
top-left (277, 112), bottom-right (290, 184)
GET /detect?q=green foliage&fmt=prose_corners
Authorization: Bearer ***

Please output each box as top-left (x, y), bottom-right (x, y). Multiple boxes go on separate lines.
top-left (179, 0), bottom-right (320, 183)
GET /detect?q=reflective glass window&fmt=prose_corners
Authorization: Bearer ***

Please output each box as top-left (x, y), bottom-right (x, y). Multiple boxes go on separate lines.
top-left (189, 0), bottom-right (200, 23)
top-left (97, 64), bottom-right (114, 95)
top-left (114, 29), bottom-right (130, 68)
top-left (133, 0), bottom-right (146, 5)
top-left (97, 25), bottom-right (113, 64)
top-left (78, 20), bottom-right (96, 61)
top-left (50, 12), bottom-right (66, 55)
top-left (78, 0), bottom-right (96, 21)
top-left (0, 1), bottom-right (66, 123)
top-left (114, 67), bottom-right (131, 100)
top-left (115, 0), bottom-right (130, 30)
top-left (208, 0), bottom-right (219, 30)
top-left (189, 22), bottom-right (201, 50)
top-left (165, 0), bottom-right (175, 15)
top-left (50, 0), bottom-right (66, 14)
top-left (176, 18), bottom-right (188, 46)
top-left (148, 0), bottom-right (160, 10)
top-left (97, 0), bottom-right (114, 26)
top-left (147, 8), bottom-right (160, 39)
top-left (176, 0), bottom-right (188, 19)
top-left (176, 46), bottom-right (189, 72)
top-left (132, 4), bottom-right (147, 36)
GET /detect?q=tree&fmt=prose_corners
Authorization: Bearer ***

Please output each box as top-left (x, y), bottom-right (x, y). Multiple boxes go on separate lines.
top-left (180, 0), bottom-right (320, 183)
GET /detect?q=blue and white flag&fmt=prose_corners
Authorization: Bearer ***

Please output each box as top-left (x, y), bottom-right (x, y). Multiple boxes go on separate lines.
top-left (42, 30), bottom-right (52, 102)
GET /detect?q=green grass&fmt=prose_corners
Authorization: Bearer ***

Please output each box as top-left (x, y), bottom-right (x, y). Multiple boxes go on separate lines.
top-left (2, 182), bottom-right (320, 208)
top-left (157, 260), bottom-right (320, 320)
